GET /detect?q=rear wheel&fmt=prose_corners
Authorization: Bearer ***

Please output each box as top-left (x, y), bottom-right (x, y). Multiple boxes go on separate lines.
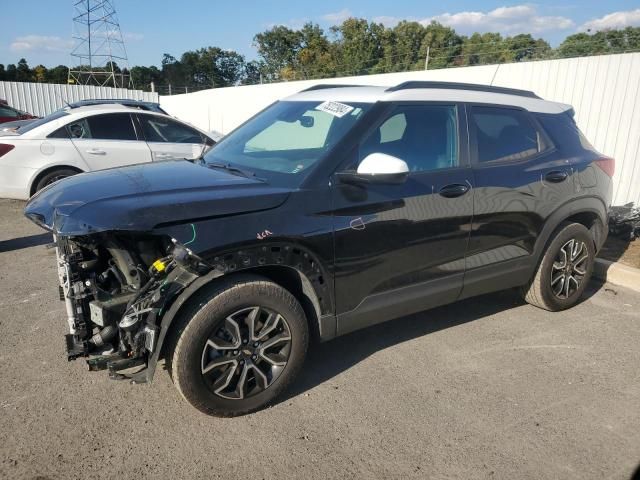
top-left (169, 275), bottom-right (308, 416)
top-left (521, 222), bottom-right (595, 311)
top-left (34, 168), bottom-right (78, 193)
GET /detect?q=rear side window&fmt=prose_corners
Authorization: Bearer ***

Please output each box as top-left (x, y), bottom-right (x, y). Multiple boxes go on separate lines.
top-left (66, 113), bottom-right (137, 141)
top-left (470, 106), bottom-right (549, 163)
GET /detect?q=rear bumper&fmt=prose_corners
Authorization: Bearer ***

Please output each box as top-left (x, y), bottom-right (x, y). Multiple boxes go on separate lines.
top-left (0, 164), bottom-right (34, 200)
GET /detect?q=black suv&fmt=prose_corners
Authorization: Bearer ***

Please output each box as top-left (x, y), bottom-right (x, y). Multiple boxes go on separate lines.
top-left (25, 82), bottom-right (614, 416)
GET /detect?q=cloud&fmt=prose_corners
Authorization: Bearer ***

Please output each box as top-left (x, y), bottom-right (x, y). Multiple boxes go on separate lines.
top-left (372, 16), bottom-right (404, 27)
top-left (579, 9), bottom-right (640, 31)
top-left (10, 35), bottom-right (74, 53)
top-left (322, 9), bottom-right (352, 24)
top-left (421, 5), bottom-right (574, 34)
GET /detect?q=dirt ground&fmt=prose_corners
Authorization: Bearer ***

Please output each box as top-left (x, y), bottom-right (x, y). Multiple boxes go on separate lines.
top-left (1, 198), bottom-right (639, 480)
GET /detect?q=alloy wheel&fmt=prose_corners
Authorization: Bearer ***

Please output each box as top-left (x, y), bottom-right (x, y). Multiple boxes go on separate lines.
top-left (550, 238), bottom-right (589, 299)
top-left (201, 306), bottom-right (292, 400)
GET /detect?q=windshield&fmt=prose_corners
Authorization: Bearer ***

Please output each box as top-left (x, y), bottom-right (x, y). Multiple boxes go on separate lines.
top-left (18, 110), bottom-right (69, 135)
top-left (204, 100), bottom-right (372, 185)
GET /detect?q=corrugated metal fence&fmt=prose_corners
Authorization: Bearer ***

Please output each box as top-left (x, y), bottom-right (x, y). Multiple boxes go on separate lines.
top-left (161, 52), bottom-right (640, 206)
top-left (0, 81), bottom-right (158, 117)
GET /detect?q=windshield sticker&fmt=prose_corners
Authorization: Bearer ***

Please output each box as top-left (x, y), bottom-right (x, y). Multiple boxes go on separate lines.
top-left (315, 101), bottom-right (354, 118)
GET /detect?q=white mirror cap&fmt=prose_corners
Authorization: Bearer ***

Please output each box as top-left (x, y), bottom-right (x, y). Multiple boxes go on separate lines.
top-left (357, 152), bottom-right (409, 175)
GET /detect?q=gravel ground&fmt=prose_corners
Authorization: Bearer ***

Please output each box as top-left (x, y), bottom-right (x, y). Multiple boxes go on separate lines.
top-left (1, 198), bottom-right (639, 480)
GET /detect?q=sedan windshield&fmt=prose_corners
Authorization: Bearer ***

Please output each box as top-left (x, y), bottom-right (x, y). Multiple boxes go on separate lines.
top-left (204, 100), bottom-right (372, 185)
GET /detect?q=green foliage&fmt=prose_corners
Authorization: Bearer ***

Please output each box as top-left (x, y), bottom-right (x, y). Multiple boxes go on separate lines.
top-left (1, 24), bottom-right (638, 90)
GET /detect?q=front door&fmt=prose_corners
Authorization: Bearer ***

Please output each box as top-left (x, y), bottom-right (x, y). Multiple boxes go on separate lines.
top-left (332, 103), bottom-right (474, 335)
top-left (137, 114), bottom-right (207, 161)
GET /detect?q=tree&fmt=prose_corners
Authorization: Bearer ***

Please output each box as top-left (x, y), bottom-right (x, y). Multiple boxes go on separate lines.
top-left (161, 53), bottom-right (185, 86)
top-left (459, 32), bottom-right (510, 66)
top-left (5, 64), bottom-right (17, 81)
top-left (16, 58), bottom-right (30, 82)
top-left (0, 64), bottom-right (5, 81)
top-left (419, 22), bottom-right (464, 69)
top-left (243, 60), bottom-right (265, 85)
top-left (557, 32), bottom-right (599, 58)
top-left (254, 26), bottom-right (302, 80)
top-left (33, 65), bottom-right (47, 82)
top-left (130, 65), bottom-right (162, 90)
top-left (297, 23), bottom-right (336, 79)
top-left (46, 65), bottom-right (69, 84)
top-left (331, 18), bottom-right (385, 76)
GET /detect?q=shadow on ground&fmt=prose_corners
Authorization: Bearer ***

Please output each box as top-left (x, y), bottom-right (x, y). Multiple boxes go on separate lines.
top-left (281, 281), bottom-right (605, 402)
top-left (0, 233), bottom-right (52, 253)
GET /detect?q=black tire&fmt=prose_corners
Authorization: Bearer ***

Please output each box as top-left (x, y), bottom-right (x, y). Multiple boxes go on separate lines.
top-left (168, 274), bottom-right (308, 416)
top-left (34, 168), bottom-right (78, 193)
top-left (521, 222), bottom-right (595, 311)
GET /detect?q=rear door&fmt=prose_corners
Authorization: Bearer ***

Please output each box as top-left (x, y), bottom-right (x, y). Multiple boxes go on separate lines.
top-left (462, 104), bottom-right (573, 297)
top-left (137, 114), bottom-right (209, 161)
top-left (67, 112), bottom-right (152, 170)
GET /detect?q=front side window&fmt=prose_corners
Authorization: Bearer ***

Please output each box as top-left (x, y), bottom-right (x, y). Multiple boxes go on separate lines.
top-left (66, 113), bottom-right (137, 141)
top-left (139, 115), bottom-right (203, 144)
top-left (359, 104), bottom-right (459, 172)
top-left (470, 106), bottom-right (548, 163)
top-left (205, 100), bottom-right (372, 183)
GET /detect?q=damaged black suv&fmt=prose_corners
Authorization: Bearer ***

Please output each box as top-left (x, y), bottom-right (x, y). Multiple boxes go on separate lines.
top-left (25, 82), bottom-right (614, 416)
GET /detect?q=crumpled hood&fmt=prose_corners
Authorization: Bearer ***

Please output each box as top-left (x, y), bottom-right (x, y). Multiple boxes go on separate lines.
top-left (24, 160), bottom-right (291, 236)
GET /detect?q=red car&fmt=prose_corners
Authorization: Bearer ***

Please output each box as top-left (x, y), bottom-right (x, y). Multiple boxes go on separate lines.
top-left (0, 99), bottom-right (38, 124)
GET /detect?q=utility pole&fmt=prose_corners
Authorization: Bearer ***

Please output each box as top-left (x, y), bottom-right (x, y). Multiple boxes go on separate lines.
top-left (68, 0), bottom-right (133, 88)
top-left (424, 46), bottom-right (430, 70)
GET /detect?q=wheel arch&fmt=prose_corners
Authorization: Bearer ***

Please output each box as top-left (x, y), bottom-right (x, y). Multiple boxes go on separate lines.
top-left (533, 196), bottom-right (608, 266)
top-left (29, 164), bottom-right (84, 196)
top-left (139, 243), bottom-right (334, 384)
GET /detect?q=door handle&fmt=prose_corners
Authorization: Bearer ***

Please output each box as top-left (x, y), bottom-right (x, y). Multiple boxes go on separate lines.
top-left (86, 149), bottom-right (106, 155)
top-left (545, 170), bottom-right (568, 183)
top-left (155, 153), bottom-right (173, 160)
top-left (439, 183), bottom-right (469, 198)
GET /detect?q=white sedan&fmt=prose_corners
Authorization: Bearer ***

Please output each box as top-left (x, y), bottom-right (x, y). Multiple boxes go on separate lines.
top-left (0, 104), bottom-right (216, 199)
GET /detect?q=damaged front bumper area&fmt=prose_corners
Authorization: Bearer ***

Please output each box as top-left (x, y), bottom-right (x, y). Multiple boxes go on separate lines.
top-left (55, 232), bottom-right (210, 383)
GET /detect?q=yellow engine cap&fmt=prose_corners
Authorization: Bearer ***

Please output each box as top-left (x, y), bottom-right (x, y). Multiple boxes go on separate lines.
top-left (152, 259), bottom-right (166, 272)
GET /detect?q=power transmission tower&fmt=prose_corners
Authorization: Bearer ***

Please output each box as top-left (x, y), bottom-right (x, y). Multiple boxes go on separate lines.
top-left (68, 0), bottom-right (133, 88)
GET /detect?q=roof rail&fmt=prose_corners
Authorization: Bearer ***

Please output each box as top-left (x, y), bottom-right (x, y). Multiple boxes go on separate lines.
top-left (386, 81), bottom-right (540, 99)
top-left (300, 84), bottom-right (369, 92)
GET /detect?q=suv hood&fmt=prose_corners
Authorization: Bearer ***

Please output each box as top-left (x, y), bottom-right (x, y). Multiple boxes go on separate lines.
top-left (25, 160), bottom-right (291, 236)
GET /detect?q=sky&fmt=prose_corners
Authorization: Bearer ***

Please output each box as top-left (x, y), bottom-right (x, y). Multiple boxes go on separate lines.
top-left (2, 0), bottom-right (640, 68)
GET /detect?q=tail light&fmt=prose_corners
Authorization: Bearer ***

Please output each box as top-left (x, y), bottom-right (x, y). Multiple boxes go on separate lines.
top-left (594, 156), bottom-right (615, 177)
top-left (0, 143), bottom-right (15, 158)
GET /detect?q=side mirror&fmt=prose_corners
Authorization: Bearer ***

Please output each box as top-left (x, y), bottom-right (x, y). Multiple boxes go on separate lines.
top-left (337, 153), bottom-right (409, 185)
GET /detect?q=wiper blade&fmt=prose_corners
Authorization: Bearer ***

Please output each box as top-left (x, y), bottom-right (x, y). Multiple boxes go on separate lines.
top-left (207, 162), bottom-right (256, 179)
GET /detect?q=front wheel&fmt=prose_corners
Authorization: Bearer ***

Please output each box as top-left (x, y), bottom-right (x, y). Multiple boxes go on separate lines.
top-left (521, 222), bottom-right (595, 311)
top-left (169, 275), bottom-right (309, 416)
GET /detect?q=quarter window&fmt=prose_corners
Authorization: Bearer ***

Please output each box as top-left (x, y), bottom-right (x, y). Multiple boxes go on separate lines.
top-left (470, 106), bottom-right (548, 163)
top-left (360, 105), bottom-right (458, 172)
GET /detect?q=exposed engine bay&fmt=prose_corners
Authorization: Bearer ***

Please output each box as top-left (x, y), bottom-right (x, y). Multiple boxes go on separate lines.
top-left (55, 232), bottom-right (210, 381)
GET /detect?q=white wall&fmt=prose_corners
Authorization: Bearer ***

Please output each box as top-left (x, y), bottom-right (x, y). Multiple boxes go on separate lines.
top-left (161, 53), bottom-right (640, 206)
top-left (1, 81), bottom-right (159, 117)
